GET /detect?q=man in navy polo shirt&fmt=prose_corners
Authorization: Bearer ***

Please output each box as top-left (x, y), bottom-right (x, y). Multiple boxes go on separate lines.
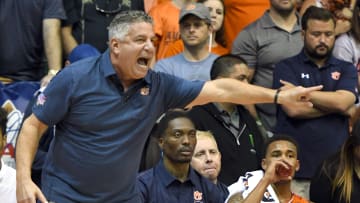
top-left (137, 110), bottom-right (227, 202)
top-left (15, 10), bottom-right (322, 203)
top-left (273, 6), bottom-right (358, 199)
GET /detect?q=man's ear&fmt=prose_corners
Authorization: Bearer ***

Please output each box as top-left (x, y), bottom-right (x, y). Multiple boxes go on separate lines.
top-left (261, 158), bottom-right (267, 170)
top-left (295, 160), bottom-right (300, 171)
top-left (158, 137), bottom-right (164, 150)
top-left (109, 38), bottom-right (121, 54)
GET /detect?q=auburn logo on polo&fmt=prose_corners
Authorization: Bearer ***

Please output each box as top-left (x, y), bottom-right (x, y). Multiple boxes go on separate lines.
top-left (193, 190), bottom-right (203, 202)
top-left (331, 71), bottom-right (340, 80)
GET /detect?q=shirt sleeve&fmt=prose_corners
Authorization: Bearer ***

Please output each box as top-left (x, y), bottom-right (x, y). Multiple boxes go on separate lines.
top-left (44, 0), bottom-right (67, 20)
top-left (32, 69), bottom-right (73, 126)
top-left (157, 72), bottom-right (205, 109)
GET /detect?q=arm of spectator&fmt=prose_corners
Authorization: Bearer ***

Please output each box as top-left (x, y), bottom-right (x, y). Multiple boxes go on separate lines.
top-left (309, 90), bottom-right (356, 113)
top-left (61, 25), bottom-right (78, 56)
top-left (186, 78), bottom-right (322, 109)
top-left (16, 114), bottom-right (49, 203)
top-left (42, 18), bottom-right (62, 87)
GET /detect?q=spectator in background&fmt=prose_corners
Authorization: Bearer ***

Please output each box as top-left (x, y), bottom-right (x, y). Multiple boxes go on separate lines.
top-left (61, 0), bottom-right (144, 55)
top-left (223, 0), bottom-right (269, 50)
top-left (191, 130), bottom-right (229, 196)
top-left (187, 54), bottom-right (265, 185)
top-left (333, 0), bottom-right (360, 86)
top-left (137, 111), bottom-right (227, 203)
top-left (0, 108), bottom-right (16, 203)
top-left (0, 0), bottom-right (65, 86)
top-left (310, 119), bottom-right (360, 203)
top-left (149, 0), bottom-right (194, 60)
top-left (232, 0), bottom-right (303, 135)
top-left (154, 2), bottom-right (218, 81)
top-left (226, 135), bottom-right (309, 203)
top-left (299, 0), bottom-right (357, 35)
top-left (273, 6), bottom-right (358, 199)
top-left (164, 0), bottom-right (228, 58)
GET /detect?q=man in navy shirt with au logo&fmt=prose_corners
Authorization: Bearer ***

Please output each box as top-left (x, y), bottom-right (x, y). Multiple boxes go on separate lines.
top-left (273, 6), bottom-right (358, 199)
top-left (137, 110), bottom-right (227, 202)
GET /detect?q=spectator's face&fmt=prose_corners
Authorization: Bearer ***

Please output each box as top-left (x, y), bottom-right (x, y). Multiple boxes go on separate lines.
top-left (180, 15), bottom-right (211, 48)
top-left (270, 0), bottom-right (296, 15)
top-left (110, 22), bottom-right (155, 82)
top-left (228, 63), bottom-right (250, 83)
top-left (303, 19), bottom-right (335, 60)
top-left (191, 136), bottom-right (221, 183)
top-left (159, 118), bottom-right (197, 163)
top-left (203, 0), bottom-right (224, 32)
top-left (262, 140), bottom-right (299, 181)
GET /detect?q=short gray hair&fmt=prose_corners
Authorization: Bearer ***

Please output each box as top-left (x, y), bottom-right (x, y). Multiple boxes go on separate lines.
top-left (108, 10), bottom-right (153, 40)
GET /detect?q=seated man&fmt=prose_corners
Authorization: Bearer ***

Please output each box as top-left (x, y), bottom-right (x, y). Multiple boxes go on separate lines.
top-left (226, 135), bottom-right (309, 203)
top-left (187, 54), bottom-right (264, 185)
top-left (137, 110), bottom-right (227, 203)
top-left (0, 108), bottom-right (16, 202)
top-left (191, 130), bottom-right (229, 196)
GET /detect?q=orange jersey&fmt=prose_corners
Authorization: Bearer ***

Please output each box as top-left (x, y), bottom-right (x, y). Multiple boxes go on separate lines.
top-left (164, 39), bottom-right (229, 58)
top-left (292, 193), bottom-right (310, 203)
top-left (223, 0), bottom-right (270, 50)
top-left (149, 1), bottom-right (181, 60)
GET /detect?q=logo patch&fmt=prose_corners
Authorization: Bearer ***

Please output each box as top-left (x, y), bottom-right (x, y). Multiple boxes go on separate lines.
top-left (331, 71), bottom-right (340, 80)
top-left (193, 190), bottom-right (203, 202)
top-left (140, 87), bottom-right (150, 96)
top-left (36, 93), bottom-right (47, 106)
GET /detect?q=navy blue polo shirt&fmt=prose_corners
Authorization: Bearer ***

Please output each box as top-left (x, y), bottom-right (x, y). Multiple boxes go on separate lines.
top-left (136, 160), bottom-right (226, 203)
top-left (273, 50), bottom-right (358, 179)
top-left (32, 49), bottom-right (204, 202)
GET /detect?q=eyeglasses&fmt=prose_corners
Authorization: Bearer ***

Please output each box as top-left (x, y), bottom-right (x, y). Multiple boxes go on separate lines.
top-left (94, 0), bottom-right (122, 15)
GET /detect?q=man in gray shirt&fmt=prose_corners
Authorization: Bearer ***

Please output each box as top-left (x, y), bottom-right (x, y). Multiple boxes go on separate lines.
top-left (231, 0), bottom-right (302, 133)
top-left (155, 2), bottom-right (217, 81)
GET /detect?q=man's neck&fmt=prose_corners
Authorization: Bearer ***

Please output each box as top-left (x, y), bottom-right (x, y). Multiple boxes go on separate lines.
top-left (183, 45), bottom-right (210, 62)
top-left (273, 182), bottom-right (293, 203)
top-left (269, 8), bottom-right (297, 32)
top-left (163, 158), bottom-right (190, 182)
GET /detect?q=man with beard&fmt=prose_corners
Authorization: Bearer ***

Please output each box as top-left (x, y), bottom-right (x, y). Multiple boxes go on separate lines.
top-left (136, 110), bottom-right (227, 202)
top-left (273, 6), bottom-right (358, 199)
top-left (231, 0), bottom-right (303, 135)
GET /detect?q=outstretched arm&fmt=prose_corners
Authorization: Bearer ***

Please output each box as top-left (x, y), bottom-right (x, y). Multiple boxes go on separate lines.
top-left (186, 78), bottom-right (322, 109)
top-left (16, 114), bottom-right (49, 203)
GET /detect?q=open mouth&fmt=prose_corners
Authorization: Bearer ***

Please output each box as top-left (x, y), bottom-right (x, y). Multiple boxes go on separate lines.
top-left (137, 57), bottom-right (148, 66)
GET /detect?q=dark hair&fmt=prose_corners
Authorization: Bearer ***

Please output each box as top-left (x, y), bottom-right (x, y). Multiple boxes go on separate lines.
top-left (350, 0), bottom-right (360, 43)
top-left (262, 134), bottom-right (299, 158)
top-left (154, 110), bottom-right (193, 138)
top-left (197, 0), bottom-right (227, 47)
top-left (0, 108), bottom-right (8, 136)
top-left (301, 6), bottom-right (336, 30)
top-left (210, 54), bottom-right (248, 80)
